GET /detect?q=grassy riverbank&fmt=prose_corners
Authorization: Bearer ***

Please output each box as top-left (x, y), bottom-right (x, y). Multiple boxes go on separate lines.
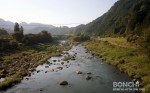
top-left (83, 37), bottom-right (150, 93)
top-left (0, 43), bottom-right (71, 91)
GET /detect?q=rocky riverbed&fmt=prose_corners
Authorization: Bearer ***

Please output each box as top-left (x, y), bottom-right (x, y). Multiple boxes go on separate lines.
top-left (5, 44), bottom-right (133, 93)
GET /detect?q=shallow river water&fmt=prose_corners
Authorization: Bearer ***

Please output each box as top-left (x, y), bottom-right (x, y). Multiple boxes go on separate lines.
top-left (5, 45), bottom-right (134, 93)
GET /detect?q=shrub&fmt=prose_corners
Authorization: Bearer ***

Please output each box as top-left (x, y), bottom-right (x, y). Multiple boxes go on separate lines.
top-left (72, 33), bottom-right (90, 42)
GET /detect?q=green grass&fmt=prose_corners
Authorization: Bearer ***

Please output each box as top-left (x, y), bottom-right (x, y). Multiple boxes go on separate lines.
top-left (83, 38), bottom-right (150, 93)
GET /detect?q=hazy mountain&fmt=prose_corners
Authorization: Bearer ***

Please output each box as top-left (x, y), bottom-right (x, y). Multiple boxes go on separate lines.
top-left (20, 22), bottom-right (55, 30)
top-left (71, 0), bottom-right (150, 36)
top-left (0, 18), bottom-right (70, 35)
top-left (0, 18), bottom-right (14, 33)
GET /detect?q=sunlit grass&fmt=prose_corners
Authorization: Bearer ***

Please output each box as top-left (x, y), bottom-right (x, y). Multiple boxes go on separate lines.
top-left (83, 38), bottom-right (150, 93)
top-left (99, 37), bottom-right (136, 48)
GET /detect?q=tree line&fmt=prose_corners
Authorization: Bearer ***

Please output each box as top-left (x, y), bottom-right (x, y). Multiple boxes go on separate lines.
top-left (0, 22), bottom-right (53, 51)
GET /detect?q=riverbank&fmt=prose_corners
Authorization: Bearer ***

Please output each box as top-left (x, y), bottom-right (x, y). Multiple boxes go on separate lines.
top-left (83, 38), bottom-right (150, 93)
top-left (0, 42), bottom-right (71, 91)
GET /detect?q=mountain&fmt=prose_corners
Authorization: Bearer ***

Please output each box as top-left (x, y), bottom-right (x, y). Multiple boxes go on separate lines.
top-left (0, 18), bottom-right (14, 33)
top-left (0, 18), bottom-right (70, 35)
top-left (69, 24), bottom-right (85, 34)
top-left (71, 0), bottom-right (150, 36)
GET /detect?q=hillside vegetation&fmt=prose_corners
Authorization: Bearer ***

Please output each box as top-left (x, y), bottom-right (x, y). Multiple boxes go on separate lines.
top-left (71, 0), bottom-right (150, 36)
top-left (70, 0), bottom-right (150, 57)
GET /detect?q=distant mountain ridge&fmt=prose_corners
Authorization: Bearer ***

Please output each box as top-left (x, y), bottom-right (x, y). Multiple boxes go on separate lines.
top-left (0, 18), bottom-right (14, 33)
top-left (70, 0), bottom-right (150, 36)
top-left (0, 18), bottom-right (70, 35)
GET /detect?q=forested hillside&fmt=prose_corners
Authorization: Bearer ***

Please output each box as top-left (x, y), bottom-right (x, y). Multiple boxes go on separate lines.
top-left (71, 0), bottom-right (150, 36)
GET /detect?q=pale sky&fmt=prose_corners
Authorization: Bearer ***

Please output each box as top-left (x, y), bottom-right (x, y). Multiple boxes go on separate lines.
top-left (0, 0), bottom-right (117, 27)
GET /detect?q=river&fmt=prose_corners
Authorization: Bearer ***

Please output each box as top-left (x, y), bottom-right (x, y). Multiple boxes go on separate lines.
top-left (5, 44), bottom-right (134, 93)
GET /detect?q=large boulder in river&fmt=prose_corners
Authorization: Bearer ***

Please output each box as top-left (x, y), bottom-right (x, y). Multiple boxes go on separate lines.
top-left (59, 80), bottom-right (68, 85)
top-left (53, 60), bottom-right (57, 62)
top-left (57, 67), bottom-right (63, 70)
top-left (87, 72), bottom-right (92, 75)
top-left (86, 76), bottom-right (92, 80)
top-left (76, 71), bottom-right (82, 74)
top-left (61, 62), bottom-right (64, 65)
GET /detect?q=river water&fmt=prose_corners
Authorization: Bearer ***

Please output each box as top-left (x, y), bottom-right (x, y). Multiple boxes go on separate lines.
top-left (5, 45), bottom-right (134, 93)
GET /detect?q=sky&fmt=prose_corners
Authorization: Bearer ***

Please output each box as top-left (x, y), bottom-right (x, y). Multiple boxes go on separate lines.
top-left (0, 0), bottom-right (118, 27)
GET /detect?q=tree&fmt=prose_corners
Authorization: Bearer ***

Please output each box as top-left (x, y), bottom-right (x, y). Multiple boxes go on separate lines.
top-left (72, 33), bottom-right (90, 42)
top-left (37, 31), bottom-right (52, 43)
top-left (19, 26), bottom-right (24, 40)
top-left (20, 26), bottom-right (24, 34)
top-left (22, 31), bottom-right (53, 45)
top-left (12, 23), bottom-right (24, 42)
top-left (14, 22), bottom-right (20, 32)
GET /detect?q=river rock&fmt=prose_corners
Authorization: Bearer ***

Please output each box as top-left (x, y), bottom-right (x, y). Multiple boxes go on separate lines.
top-left (29, 68), bottom-right (36, 72)
top-left (57, 67), bottom-right (63, 70)
top-left (37, 70), bottom-right (40, 73)
top-left (50, 69), bottom-right (54, 72)
top-left (61, 62), bottom-right (64, 65)
top-left (95, 76), bottom-right (102, 79)
top-left (26, 77), bottom-right (29, 80)
top-left (53, 60), bottom-right (57, 62)
top-left (45, 71), bottom-right (49, 73)
top-left (101, 58), bottom-right (106, 61)
top-left (86, 76), bottom-right (92, 80)
top-left (45, 66), bottom-right (49, 68)
top-left (76, 71), bottom-right (82, 74)
top-left (59, 80), bottom-right (68, 85)
top-left (71, 57), bottom-right (75, 60)
top-left (39, 89), bottom-right (43, 91)
top-left (46, 61), bottom-right (49, 64)
top-left (87, 72), bottom-right (92, 75)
